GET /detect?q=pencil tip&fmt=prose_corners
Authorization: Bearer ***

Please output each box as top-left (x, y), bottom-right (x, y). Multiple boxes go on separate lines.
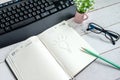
top-left (80, 47), bottom-right (86, 52)
top-left (81, 47), bottom-right (85, 50)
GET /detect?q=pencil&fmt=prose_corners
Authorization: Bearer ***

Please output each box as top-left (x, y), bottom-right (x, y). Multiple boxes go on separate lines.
top-left (81, 47), bottom-right (120, 69)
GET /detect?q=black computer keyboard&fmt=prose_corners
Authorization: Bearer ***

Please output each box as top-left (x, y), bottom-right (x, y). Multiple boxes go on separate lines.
top-left (0, 0), bottom-right (76, 48)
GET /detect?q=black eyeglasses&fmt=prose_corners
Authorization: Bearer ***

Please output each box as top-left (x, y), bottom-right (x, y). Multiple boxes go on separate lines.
top-left (87, 22), bottom-right (120, 45)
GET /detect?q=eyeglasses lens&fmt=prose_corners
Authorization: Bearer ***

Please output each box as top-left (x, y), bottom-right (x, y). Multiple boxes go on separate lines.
top-left (88, 23), bottom-right (103, 34)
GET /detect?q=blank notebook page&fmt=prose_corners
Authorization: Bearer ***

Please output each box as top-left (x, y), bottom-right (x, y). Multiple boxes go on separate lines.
top-left (7, 36), bottom-right (70, 80)
top-left (38, 22), bottom-right (96, 77)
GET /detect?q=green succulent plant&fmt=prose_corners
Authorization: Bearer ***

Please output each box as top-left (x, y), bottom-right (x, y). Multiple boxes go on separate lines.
top-left (74, 0), bottom-right (95, 13)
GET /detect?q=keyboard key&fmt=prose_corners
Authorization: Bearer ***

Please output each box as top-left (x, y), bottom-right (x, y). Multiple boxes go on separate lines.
top-left (13, 0), bottom-right (19, 3)
top-left (60, 1), bottom-right (64, 5)
top-left (35, 15), bottom-right (41, 20)
top-left (16, 4), bottom-right (21, 8)
top-left (24, 11), bottom-right (28, 14)
top-left (16, 9), bottom-right (21, 12)
top-left (41, 4), bottom-right (45, 8)
top-left (15, 18), bottom-right (20, 22)
top-left (15, 14), bottom-right (19, 17)
top-left (45, 3), bottom-right (49, 7)
top-left (34, 0), bottom-right (38, 2)
top-left (30, 4), bottom-right (34, 8)
top-left (0, 15), bottom-right (3, 19)
top-left (0, 29), bottom-right (5, 34)
top-left (32, 7), bottom-right (37, 11)
top-left (0, 10), bottom-right (3, 14)
top-left (3, 9), bottom-right (7, 13)
top-left (32, 12), bottom-right (37, 16)
top-left (70, 1), bottom-right (74, 4)
top-left (50, 8), bottom-right (57, 13)
top-left (5, 22), bottom-right (10, 26)
top-left (41, 0), bottom-right (46, 3)
top-left (23, 15), bottom-right (28, 19)
top-left (28, 14), bottom-right (32, 17)
top-left (28, 9), bottom-right (32, 13)
top-left (12, 6), bottom-right (17, 10)
top-left (19, 17), bottom-right (24, 21)
top-left (29, 0), bottom-right (34, 4)
top-left (65, 2), bottom-right (70, 6)
top-left (25, 6), bottom-right (29, 9)
top-left (12, 10), bottom-right (16, 14)
top-left (45, 5), bottom-right (55, 10)
top-left (0, 4), bottom-right (3, 8)
top-left (2, 14), bottom-right (7, 17)
top-left (8, 1), bottom-right (14, 4)
top-left (10, 20), bottom-right (15, 24)
top-left (41, 11), bottom-right (50, 17)
top-left (58, 6), bottom-right (62, 10)
top-left (10, 15), bottom-right (15, 19)
top-left (21, 7), bottom-right (25, 11)
top-left (36, 6), bottom-right (41, 10)
top-left (0, 24), bottom-right (5, 28)
top-left (21, 2), bottom-right (25, 6)
top-left (7, 12), bottom-right (12, 16)
top-left (38, 1), bottom-right (42, 5)
top-left (40, 9), bottom-right (45, 13)
top-left (36, 10), bottom-right (41, 14)
top-left (48, 1), bottom-right (53, 5)
top-left (62, 5), bottom-right (66, 8)
top-left (7, 7), bottom-right (12, 11)
top-left (5, 17), bottom-right (10, 21)
top-left (19, 12), bottom-right (24, 16)
top-left (25, 1), bottom-right (30, 5)
top-left (5, 27), bottom-right (11, 32)
top-left (1, 19), bottom-right (6, 23)
top-left (33, 3), bottom-right (37, 6)
top-left (3, 2), bottom-right (9, 6)
top-left (11, 17), bottom-right (35, 29)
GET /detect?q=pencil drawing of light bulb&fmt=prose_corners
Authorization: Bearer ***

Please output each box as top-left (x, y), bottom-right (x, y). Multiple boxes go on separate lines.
top-left (53, 34), bottom-right (72, 53)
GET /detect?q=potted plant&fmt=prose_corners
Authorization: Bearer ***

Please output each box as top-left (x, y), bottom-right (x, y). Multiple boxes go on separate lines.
top-left (74, 0), bottom-right (94, 23)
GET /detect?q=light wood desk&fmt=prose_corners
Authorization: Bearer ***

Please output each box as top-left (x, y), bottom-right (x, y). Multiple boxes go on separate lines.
top-left (0, 0), bottom-right (120, 80)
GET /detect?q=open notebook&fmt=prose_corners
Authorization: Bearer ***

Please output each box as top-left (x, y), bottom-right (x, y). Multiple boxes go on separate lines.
top-left (5, 21), bottom-right (97, 80)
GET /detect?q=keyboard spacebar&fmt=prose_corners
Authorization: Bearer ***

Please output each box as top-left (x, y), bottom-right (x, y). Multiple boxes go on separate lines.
top-left (11, 17), bottom-right (36, 29)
